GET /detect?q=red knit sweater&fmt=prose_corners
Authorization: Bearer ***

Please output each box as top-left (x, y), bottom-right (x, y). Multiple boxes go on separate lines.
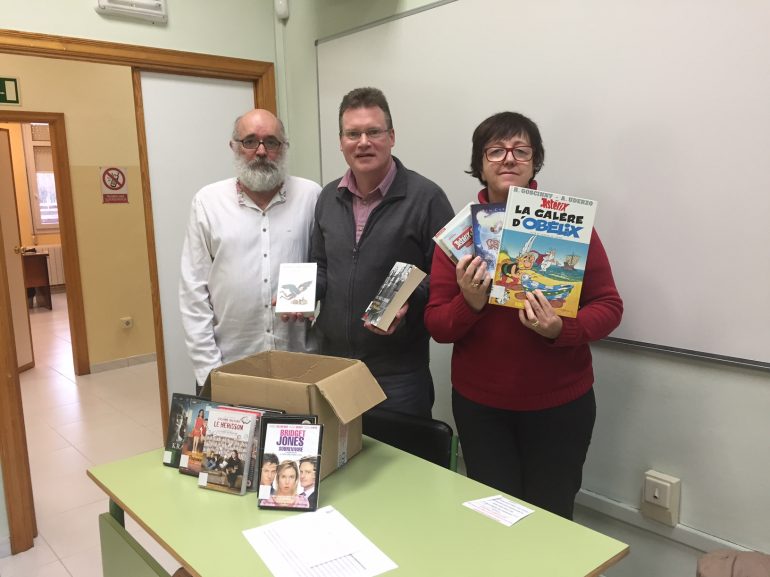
top-left (424, 189), bottom-right (623, 411)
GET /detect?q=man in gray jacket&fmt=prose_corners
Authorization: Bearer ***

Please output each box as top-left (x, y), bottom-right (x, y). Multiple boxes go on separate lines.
top-left (311, 87), bottom-right (454, 417)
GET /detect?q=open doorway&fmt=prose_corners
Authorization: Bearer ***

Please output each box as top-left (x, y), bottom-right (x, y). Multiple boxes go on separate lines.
top-left (1, 121), bottom-right (74, 378)
top-left (0, 112), bottom-right (89, 379)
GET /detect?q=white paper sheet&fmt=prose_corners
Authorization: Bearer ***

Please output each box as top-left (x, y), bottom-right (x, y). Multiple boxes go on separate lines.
top-left (462, 495), bottom-right (534, 526)
top-left (243, 506), bottom-right (397, 577)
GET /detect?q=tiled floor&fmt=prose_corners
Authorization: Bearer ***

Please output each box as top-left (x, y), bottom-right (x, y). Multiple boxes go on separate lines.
top-left (0, 292), bottom-right (179, 577)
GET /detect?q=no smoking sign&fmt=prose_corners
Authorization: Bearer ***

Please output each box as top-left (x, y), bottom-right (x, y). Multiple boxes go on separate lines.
top-left (99, 166), bottom-right (129, 204)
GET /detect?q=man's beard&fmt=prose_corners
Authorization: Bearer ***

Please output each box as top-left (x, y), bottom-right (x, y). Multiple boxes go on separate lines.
top-left (234, 153), bottom-right (287, 193)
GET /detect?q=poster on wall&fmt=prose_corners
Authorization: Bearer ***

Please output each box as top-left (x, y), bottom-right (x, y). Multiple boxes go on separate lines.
top-left (99, 166), bottom-right (129, 203)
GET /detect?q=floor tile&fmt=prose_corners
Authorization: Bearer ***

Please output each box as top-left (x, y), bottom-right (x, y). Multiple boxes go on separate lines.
top-left (7, 290), bottom-right (164, 571)
top-left (33, 467), bottom-right (111, 520)
top-left (25, 423), bottom-right (71, 454)
top-left (29, 445), bottom-right (93, 483)
top-left (37, 500), bottom-right (107, 559)
top-left (0, 537), bottom-right (59, 577)
top-left (60, 545), bottom-right (103, 577)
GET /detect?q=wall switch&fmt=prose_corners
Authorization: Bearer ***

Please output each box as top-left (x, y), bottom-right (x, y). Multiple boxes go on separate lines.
top-left (640, 469), bottom-right (681, 526)
top-left (120, 316), bottom-right (133, 329)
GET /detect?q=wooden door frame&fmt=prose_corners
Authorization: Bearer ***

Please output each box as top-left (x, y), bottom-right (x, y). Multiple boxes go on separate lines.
top-left (0, 28), bottom-right (274, 554)
top-left (0, 111), bottom-right (86, 379)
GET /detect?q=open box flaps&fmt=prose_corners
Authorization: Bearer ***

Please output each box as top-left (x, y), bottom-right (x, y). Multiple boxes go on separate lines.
top-left (314, 360), bottom-right (386, 424)
top-left (207, 351), bottom-right (385, 478)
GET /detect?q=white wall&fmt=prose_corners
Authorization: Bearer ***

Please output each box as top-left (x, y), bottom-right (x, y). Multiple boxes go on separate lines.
top-left (278, 2), bottom-right (770, 576)
top-left (0, 0), bottom-right (276, 61)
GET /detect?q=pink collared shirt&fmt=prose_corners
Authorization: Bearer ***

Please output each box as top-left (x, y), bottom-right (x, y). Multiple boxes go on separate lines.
top-left (339, 159), bottom-right (397, 243)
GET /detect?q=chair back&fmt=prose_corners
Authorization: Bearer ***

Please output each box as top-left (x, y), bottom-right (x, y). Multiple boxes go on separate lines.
top-left (362, 407), bottom-right (458, 470)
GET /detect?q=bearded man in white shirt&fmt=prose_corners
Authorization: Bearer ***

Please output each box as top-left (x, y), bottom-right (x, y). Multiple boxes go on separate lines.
top-left (180, 109), bottom-right (321, 389)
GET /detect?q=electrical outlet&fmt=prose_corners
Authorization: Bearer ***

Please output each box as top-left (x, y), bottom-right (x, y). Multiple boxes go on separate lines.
top-left (640, 469), bottom-right (681, 526)
top-left (120, 316), bottom-right (133, 329)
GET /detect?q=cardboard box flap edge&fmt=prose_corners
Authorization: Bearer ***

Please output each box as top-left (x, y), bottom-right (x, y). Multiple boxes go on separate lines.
top-left (315, 359), bottom-right (386, 424)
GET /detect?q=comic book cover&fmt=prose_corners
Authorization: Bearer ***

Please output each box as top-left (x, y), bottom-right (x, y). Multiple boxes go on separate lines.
top-left (489, 186), bottom-right (597, 318)
top-left (361, 262), bottom-right (426, 330)
top-left (171, 396), bottom-right (219, 474)
top-left (432, 202), bottom-right (475, 263)
top-left (274, 262), bottom-right (318, 317)
top-left (196, 407), bottom-right (257, 495)
top-left (258, 418), bottom-right (322, 512)
top-left (471, 203), bottom-right (505, 277)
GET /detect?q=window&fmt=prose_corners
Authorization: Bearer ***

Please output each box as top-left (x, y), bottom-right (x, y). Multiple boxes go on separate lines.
top-left (22, 123), bottom-right (59, 232)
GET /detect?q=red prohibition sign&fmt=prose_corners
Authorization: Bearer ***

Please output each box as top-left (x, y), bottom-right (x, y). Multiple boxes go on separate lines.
top-left (102, 167), bottom-right (126, 190)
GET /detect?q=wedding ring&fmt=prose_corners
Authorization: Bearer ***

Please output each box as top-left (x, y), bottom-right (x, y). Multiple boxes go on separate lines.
top-left (471, 282), bottom-right (481, 288)
top-left (531, 319), bottom-right (540, 327)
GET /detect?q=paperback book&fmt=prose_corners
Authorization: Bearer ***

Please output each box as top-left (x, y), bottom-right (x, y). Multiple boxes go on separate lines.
top-left (274, 262), bottom-right (318, 318)
top-left (166, 394), bottom-right (218, 473)
top-left (471, 202), bottom-right (505, 277)
top-left (361, 262), bottom-right (426, 330)
top-left (489, 186), bottom-right (597, 318)
top-left (196, 406), bottom-right (257, 495)
top-left (432, 202), bottom-right (474, 263)
top-left (258, 419), bottom-right (323, 511)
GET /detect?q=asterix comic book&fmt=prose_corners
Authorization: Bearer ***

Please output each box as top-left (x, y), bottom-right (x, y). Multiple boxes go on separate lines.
top-left (489, 186), bottom-right (597, 318)
top-left (432, 202), bottom-right (475, 263)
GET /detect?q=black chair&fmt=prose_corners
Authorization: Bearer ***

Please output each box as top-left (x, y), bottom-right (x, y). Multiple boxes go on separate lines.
top-left (362, 407), bottom-right (459, 471)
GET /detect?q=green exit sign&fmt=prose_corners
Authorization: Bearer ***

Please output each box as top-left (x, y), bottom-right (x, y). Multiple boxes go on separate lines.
top-left (0, 78), bottom-right (20, 105)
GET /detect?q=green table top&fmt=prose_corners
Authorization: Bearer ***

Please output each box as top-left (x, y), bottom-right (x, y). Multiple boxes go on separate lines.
top-left (88, 438), bottom-right (627, 577)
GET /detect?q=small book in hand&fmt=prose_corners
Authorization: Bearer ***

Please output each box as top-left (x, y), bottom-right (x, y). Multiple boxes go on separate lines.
top-left (361, 262), bottom-right (426, 331)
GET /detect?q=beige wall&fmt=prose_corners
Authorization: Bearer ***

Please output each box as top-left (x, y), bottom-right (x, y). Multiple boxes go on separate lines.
top-left (0, 122), bottom-right (61, 247)
top-left (0, 54), bottom-right (154, 366)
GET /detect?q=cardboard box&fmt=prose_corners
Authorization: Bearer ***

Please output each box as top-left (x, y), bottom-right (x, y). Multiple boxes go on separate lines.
top-left (207, 351), bottom-right (386, 480)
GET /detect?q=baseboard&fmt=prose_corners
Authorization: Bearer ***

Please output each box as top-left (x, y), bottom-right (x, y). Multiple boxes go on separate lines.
top-left (91, 352), bottom-right (157, 373)
top-left (576, 489), bottom-right (751, 553)
top-left (0, 535), bottom-right (10, 559)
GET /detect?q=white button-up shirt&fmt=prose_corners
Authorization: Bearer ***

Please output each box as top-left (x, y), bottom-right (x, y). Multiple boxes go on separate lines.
top-left (179, 176), bottom-right (321, 385)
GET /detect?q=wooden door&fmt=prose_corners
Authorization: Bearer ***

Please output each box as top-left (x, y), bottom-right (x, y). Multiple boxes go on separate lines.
top-left (0, 128), bottom-right (34, 370)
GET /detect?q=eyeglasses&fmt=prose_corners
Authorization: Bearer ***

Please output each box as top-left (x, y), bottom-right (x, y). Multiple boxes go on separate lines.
top-left (341, 128), bottom-right (389, 142)
top-left (484, 146), bottom-right (533, 163)
top-left (233, 135), bottom-right (284, 151)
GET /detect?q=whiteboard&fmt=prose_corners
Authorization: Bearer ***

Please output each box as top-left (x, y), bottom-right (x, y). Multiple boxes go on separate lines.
top-left (141, 72), bottom-right (254, 399)
top-left (317, 0), bottom-right (770, 366)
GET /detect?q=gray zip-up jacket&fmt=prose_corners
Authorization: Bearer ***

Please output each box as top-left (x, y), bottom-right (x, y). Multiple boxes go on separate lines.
top-left (311, 157), bottom-right (454, 377)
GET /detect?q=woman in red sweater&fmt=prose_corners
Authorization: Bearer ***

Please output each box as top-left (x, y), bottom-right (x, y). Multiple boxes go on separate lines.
top-left (424, 112), bottom-right (623, 519)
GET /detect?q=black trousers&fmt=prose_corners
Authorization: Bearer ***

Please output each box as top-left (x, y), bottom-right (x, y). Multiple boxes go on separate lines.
top-left (453, 387), bottom-right (596, 520)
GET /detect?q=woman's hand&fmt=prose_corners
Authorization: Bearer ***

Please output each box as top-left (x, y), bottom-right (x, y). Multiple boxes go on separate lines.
top-left (457, 255), bottom-right (491, 313)
top-left (519, 289), bottom-right (562, 338)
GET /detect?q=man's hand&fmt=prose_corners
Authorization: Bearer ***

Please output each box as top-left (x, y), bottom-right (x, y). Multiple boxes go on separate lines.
top-left (364, 302), bottom-right (409, 335)
top-left (273, 296), bottom-right (314, 323)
